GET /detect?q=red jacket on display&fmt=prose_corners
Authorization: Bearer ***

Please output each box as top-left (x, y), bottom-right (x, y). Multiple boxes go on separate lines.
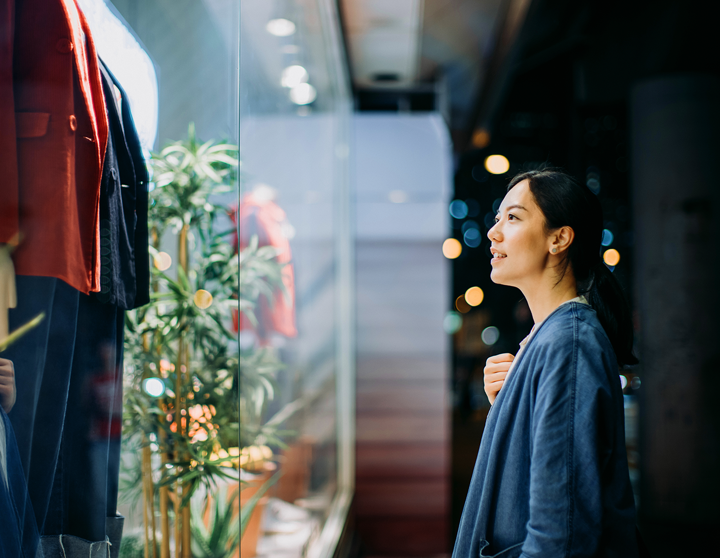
top-left (0, 0), bottom-right (108, 295)
top-left (235, 191), bottom-right (297, 341)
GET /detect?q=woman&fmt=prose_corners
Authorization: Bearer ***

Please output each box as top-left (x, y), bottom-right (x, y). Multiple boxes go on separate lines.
top-left (453, 169), bottom-right (638, 558)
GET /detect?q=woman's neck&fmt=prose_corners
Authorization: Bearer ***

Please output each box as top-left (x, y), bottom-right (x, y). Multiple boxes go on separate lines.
top-left (520, 270), bottom-right (578, 324)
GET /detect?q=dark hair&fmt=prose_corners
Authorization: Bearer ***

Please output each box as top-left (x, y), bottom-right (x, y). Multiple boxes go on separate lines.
top-left (507, 168), bottom-right (638, 366)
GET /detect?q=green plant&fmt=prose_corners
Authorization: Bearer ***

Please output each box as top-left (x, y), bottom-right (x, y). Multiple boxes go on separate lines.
top-left (240, 470), bottom-right (281, 539)
top-left (122, 123), bottom-right (291, 556)
top-left (118, 532), bottom-right (159, 558)
top-left (191, 485), bottom-right (241, 558)
top-left (122, 123), bottom-right (241, 556)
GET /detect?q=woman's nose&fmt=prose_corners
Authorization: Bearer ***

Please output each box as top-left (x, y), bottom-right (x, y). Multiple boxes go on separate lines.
top-left (487, 222), bottom-right (500, 241)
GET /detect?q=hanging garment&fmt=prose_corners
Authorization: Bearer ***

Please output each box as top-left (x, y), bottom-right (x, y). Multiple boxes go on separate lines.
top-left (96, 59), bottom-right (150, 310)
top-left (0, 0), bottom-right (108, 295)
top-left (5, 276), bottom-right (127, 555)
top-left (235, 191), bottom-right (297, 340)
top-left (0, 407), bottom-right (39, 558)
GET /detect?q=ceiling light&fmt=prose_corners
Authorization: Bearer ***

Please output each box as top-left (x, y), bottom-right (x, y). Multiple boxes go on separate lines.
top-left (266, 18), bottom-right (296, 37)
top-left (281, 65), bottom-right (308, 88)
top-left (290, 83), bottom-right (317, 105)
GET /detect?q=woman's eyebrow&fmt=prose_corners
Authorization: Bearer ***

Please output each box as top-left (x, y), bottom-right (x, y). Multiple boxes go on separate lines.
top-left (498, 204), bottom-right (528, 214)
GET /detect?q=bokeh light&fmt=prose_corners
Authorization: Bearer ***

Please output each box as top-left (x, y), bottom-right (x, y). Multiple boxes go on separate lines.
top-left (154, 252), bottom-right (172, 271)
top-left (443, 312), bottom-right (463, 334)
top-left (388, 190), bottom-right (408, 203)
top-left (472, 129), bottom-right (490, 149)
top-left (443, 238), bottom-right (462, 259)
top-left (601, 229), bottom-right (614, 246)
top-left (481, 326), bottom-right (500, 345)
top-left (449, 199), bottom-right (468, 219)
top-left (455, 295), bottom-right (471, 314)
top-left (465, 286), bottom-right (484, 306)
top-left (619, 375), bottom-right (628, 390)
top-left (281, 65), bottom-right (308, 88)
top-left (464, 229), bottom-right (481, 248)
top-left (587, 178), bottom-right (601, 194)
top-left (194, 289), bottom-right (213, 309)
top-left (461, 220), bottom-right (479, 234)
top-left (603, 248), bottom-right (620, 266)
top-left (266, 18), bottom-right (296, 36)
top-left (484, 154), bottom-right (510, 174)
top-left (290, 83), bottom-right (317, 105)
top-left (143, 377), bottom-right (165, 398)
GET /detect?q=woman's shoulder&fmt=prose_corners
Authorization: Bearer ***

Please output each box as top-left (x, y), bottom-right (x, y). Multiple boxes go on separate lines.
top-left (513, 305), bottom-right (618, 399)
top-left (531, 302), bottom-right (614, 360)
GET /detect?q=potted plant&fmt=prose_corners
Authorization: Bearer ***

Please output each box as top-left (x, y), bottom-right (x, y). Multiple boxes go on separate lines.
top-left (121, 124), bottom-right (290, 558)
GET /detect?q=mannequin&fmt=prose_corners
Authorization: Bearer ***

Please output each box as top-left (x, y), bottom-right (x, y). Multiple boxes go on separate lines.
top-left (236, 184), bottom-right (298, 342)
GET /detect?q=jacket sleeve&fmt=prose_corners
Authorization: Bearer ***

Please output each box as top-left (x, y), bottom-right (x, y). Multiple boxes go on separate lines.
top-left (0, 0), bottom-right (20, 243)
top-left (520, 326), bottom-right (615, 558)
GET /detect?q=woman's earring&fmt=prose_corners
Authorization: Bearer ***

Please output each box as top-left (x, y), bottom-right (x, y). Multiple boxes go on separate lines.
top-left (551, 247), bottom-right (557, 253)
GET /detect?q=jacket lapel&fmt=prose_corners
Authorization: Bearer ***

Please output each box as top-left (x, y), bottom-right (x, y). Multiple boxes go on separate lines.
top-left (59, 0), bottom-right (108, 170)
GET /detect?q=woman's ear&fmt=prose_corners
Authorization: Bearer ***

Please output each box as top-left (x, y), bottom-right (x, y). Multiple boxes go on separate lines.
top-left (550, 226), bottom-right (575, 254)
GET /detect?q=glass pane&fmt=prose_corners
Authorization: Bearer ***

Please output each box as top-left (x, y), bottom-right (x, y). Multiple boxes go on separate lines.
top-left (240, 0), bottom-right (352, 556)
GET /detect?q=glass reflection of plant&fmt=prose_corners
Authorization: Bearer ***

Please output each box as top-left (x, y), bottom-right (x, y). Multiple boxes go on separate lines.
top-left (121, 123), bottom-right (274, 558)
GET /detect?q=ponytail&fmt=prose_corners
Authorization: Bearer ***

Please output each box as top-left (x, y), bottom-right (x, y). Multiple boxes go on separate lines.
top-left (586, 261), bottom-right (638, 367)
top-left (507, 168), bottom-right (638, 367)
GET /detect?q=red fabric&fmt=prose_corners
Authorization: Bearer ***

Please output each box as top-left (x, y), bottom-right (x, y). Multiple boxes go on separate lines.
top-left (234, 192), bottom-right (297, 340)
top-left (0, 0), bottom-right (108, 295)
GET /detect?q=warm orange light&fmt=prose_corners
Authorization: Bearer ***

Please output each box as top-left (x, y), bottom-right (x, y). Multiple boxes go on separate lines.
top-left (465, 286), bottom-right (484, 306)
top-left (455, 295), bottom-right (471, 314)
top-left (443, 238), bottom-right (462, 259)
top-left (484, 154), bottom-right (510, 174)
top-left (193, 289), bottom-right (213, 309)
top-left (603, 249), bottom-right (620, 266)
top-left (154, 251), bottom-right (172, 271)
top-left (472, 128), bottom-right (490, 149)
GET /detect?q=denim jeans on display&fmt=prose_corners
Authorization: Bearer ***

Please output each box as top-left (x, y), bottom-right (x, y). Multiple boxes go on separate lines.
top-left (6, 276), bottom-right (79, 534)
top-left (4, 276), bottom-right (125, 556)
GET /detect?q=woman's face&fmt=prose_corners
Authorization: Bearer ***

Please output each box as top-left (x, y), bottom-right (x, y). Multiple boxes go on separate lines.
top-left (487, 180), bottom-right (552, 288)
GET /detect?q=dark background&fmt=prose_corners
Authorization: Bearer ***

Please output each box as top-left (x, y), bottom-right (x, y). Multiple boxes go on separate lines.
top-left (351, 1), bottom-right (720, 556)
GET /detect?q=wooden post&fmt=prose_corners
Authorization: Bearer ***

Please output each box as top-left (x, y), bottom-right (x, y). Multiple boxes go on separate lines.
top-left (176, 223), bottom-right (191, 556)
top-left (149, 226), bottom-right (171, 558)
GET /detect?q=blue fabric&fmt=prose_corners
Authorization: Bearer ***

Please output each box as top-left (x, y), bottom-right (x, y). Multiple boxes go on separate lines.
top-left (0, 408), bottom-right (40, 558)
top-left (95, 58), bottom-right (150, 310)
top-left (5, 276), bottom-right (124, 546)
top-left (44, 292), bottom-right (124, 543)
top-left (5, 276), bottom-right (78, 534)
top-left (453, 302), bottom-right (638, 558)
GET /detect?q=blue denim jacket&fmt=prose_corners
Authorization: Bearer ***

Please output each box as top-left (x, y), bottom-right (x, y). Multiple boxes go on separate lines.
top-left (453, 302), bottom-right (638, 558)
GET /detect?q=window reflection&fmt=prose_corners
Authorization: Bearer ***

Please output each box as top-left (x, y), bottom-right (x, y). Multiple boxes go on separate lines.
top-left (240, 1), bottom-right (353, 557)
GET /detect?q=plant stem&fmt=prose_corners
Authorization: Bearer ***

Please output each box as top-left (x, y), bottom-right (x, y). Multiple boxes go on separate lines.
top-left (176, 223), bottom-right (190, 557)
top-left (182, 494), bottom-right (191, 558)
top-left (174, 483), bottom-right (182, 557)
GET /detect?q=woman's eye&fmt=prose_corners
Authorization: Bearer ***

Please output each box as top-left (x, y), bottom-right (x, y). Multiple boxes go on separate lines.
top-left (508, 214), bottom-right (517, 220)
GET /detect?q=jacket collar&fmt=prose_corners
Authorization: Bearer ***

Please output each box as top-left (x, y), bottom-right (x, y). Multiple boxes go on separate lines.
top-left (59, 0), bottom-right (108, 169)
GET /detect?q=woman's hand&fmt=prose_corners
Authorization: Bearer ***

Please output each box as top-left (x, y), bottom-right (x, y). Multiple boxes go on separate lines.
top-left (484, 353), bottom-right (514, 405)
top-left (0, 357), bottom-right (16, 414)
